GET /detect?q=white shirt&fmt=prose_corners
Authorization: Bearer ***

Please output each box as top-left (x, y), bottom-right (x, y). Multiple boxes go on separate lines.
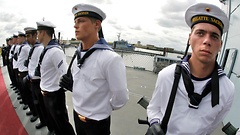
top-left (72, 48), bottom-right (129, 121)
top-left (9, 44), bottom-right (15, 59)
top-left (40, 47), bottom-right (67, 92)
top-left (17, 43), bottom-right (31, 72)
top-left (13, 44), bottom-right (20, 69)
top-left (236, 129), bottom-right (240, 135)
top-left (28, 43), bottom-right (44, 79)
top-left (147, 63), bottom-right (235, 135)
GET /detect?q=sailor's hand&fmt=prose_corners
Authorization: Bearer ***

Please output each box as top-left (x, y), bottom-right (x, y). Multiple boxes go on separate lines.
top-left (22, 75), bottom-right (30, 86)
top-left (59, 73), bottom-right (73, 92)
top-left (145, 123), bottom-right (165, 135)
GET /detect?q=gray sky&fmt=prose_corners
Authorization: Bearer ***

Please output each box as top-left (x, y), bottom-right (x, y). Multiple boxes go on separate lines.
top-left (0, 0), bottom-right (222, 51)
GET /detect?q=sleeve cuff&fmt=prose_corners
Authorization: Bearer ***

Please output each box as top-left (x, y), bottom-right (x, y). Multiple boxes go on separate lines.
top-left (149, 118), bottom-right (160, 126)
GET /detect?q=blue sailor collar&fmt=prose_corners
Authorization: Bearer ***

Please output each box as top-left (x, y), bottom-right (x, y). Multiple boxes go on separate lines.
top-left (45, 39), bottom-right (61, 49)
top-left (22, 41), bottom-right (28, 45)
top-left (33, 42), bottom-right (42, 47)
top-left (181, 55), bottom-right (226, 78)
top-left (77, 38), bottom-right (113, 55)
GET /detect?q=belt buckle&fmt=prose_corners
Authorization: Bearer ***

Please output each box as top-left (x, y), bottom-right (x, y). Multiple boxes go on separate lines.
top-left (78, 114), bottom-right (87, 122)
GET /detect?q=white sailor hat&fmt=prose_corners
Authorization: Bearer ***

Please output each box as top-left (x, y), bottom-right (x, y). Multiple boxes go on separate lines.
top-left (13, 33), bottom-right (18, 38)
top-left (185, 3), bottom-right (229, 34)
top-left (72, 3), bottom-right (106, 21)
top-left (18, 31), bottom-right (26, 37)
top-left (24, 27), bottom-right (37, 32)
top-left (36, 21), bottom-right (56, 30)
top-left (24, 27), bottom-right (37, 34)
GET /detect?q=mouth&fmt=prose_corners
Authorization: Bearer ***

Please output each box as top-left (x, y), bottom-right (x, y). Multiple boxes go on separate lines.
top-left (200, 49), bottom-right (211, 55)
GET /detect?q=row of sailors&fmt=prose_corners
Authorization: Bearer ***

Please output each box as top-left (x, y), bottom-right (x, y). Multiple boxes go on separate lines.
top-left (4, 3), bottom-right (129, 135)
top-left (6, 28), bottom-right (57, 135)
top-left (3, 1), bottom-right (240, 135)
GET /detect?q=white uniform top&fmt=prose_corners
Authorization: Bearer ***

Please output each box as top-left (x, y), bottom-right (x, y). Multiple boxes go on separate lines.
top-left (17, 43), bottom-right (31, 72)
top-left (40, 44), bottom-right (67, 92)
top-left (28, 43), bottom-right (44, 79)
top-left (237, 129), bottom-right (240, 135)
top-left (72, 39), bottom-right (129, 121)
top-left (147, 62), bottom-right (235, 135)
top-left (13, 44), bottom-right (20, 69)
top-left (9, 44), bottom-right (15, 59)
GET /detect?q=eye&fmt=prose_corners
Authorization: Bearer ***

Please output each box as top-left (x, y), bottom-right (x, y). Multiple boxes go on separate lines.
top-left (211, 33), bottom-right (220, 40)
top-left (75, 18), bottom-right (85, 24)
top-left (196, 31), bottom-right (204, 36)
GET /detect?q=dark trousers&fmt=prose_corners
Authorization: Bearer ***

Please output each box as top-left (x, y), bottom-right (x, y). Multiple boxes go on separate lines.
top-left (19, 71), bottom-right (37, 115)
top-left (7, 60), bottom-right (15, 86)
top-left (30, 80), bottom-right (53, 131)
top-left (73, 110), bottom-right (111, 135)
top-left (42, 89), bottom-right (75, 135)
top-left (13, 69), bottom-right (19, 89)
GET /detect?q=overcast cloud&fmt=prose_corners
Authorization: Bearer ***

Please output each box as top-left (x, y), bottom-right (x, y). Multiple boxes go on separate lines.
top-left (0, 0), bottom-right (222, 51)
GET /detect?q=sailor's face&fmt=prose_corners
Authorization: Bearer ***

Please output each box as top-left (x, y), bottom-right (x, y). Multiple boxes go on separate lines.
top-left (12, 38), bottom-right (17, 44)
top-left (74, 17), bottom-right (97, 40)
top-left (17, 36), bottom-right (25, 44)
top-left (37, 30), bottom-right (43, 43)
top-left (26, 34), bottom-right (34, 45)
top-left (189, 23), bottom-right (222, 64)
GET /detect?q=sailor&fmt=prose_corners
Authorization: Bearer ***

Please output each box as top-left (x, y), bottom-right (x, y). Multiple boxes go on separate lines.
top-left (14, 32), bottom-right (29, 109)
top-left (5, 37), bottom-right (15, 89)
top-left (1, 40), bottom-right (7, 66)
top-left (9, 34), bottom-right (18, 90)
top-left (146, 3), bottom-right (235, 135)
top-left (23, 27), bottom-right (52, 130)
top-left (16, 31), bottom-right (39, 122)
top-left (36, 20), bottom-right (75, 135)
top-left (60, 3), bottom-right (129, 135)
top-left (1, 40), bottom-right (9, 67)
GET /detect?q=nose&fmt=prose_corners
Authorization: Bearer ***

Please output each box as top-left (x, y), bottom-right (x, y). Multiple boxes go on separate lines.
top-left (74, 23), bottom-right (78, 29)
top-left (203, 35), bottom-right (211, 46)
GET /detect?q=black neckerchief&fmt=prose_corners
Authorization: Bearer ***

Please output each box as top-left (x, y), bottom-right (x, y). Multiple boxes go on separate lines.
top-left (181, 55), bottom-right (225, 109)
top-left (76, 38), bottom-right (113, 69)
top-left (18, 41), bottom-right (28, 55)
top-left (34, 40), bottom-right (61, 77)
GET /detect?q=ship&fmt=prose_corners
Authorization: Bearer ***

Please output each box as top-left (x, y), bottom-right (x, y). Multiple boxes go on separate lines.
top-left (112, 33), bottom-right (135, 51)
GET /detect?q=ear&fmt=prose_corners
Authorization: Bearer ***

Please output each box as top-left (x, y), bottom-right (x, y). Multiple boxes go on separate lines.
top-left (188, 33), bottom-right (191, 45)
top-left (95, 20), bottom-right (101, 29)
top-left (219, 40), bottom-right (223, 51)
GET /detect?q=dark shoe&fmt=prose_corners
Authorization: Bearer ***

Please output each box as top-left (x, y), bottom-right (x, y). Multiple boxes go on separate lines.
top-left (15, 90), bottom-right (19, 93)
top-left (30, 116), bottom-right (38, 122)
top-left (26, 111), bottom-right (32, 116)
top-left (17, 93), bottom-right (21, 95)
top-left (19, 101), bottom-right (23, 104)
top-left (47, 131), bottom-right (55, 135)
top-left (23, 105), bottom-right (28, 110)
top-left (13, 87), bottom-right (18, 90)
top-left (35, 122), bottom-right (46, 129)
top-left (17, 96), bottom-right (22, 100)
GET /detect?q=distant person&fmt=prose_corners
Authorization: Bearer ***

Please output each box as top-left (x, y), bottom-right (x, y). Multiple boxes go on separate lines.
top-left (5, 37), bottom-right (15, 89)
top-left (1, 43), bottom-right (7, 66)
top-left (8, 34), bottom-right (19, 90)
top-left (146, 3), bottom-right (235, 135)
top-left (36, 20), bottom-right (75, 135)
top-left (60, 3), bottom-right (129, 135)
